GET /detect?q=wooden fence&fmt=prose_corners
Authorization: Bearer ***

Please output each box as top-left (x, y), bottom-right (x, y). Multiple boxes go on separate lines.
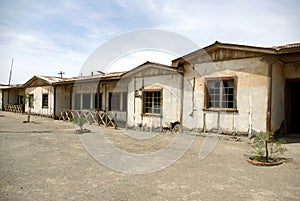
top-left (59, 109), bottom-right (116, 128)
top-left (4, 104), bottom-right (23, 113)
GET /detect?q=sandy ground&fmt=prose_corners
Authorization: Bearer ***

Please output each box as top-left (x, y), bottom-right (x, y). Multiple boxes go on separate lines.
top-left (0, 111), bottom-right (299, 201)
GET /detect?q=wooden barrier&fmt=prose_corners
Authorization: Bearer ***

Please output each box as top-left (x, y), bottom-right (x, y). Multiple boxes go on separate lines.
top-left (58, 109), bottom-right (116, 128)
top-left (4, 104), bottom-right (23, 113)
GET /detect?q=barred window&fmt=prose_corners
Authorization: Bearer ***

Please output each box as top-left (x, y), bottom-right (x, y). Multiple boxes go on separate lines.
top-left (122, 92), bottom-right (127, 111)
top-left (74, 94), bottom-right (81, 110)
top-left (206, 78), bottom-right (236, 109)
top-left (28, 94), bottom-right (34, 108)
top-left (82, 94), bottom-right (91, 109)
top-left (94, 93), bottom-right (102, 110)
top-left (109, 92), bottom-right (120, 111)
top-left (42, 94), bottom-right (48, 108)
top-left (143, 91), bottom-right (161, 114)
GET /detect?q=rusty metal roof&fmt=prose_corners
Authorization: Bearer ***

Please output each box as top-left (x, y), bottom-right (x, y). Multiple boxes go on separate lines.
top-left (36, 76), bottom-right (76, 83)
top-left (272, 43), bottom-right (300, 51)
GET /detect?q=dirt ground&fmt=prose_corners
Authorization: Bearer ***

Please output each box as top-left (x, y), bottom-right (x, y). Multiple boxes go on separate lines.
top-left (0, 111), bottom-right (299, 201)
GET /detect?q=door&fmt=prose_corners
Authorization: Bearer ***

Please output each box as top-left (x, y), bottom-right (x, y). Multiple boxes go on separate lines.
top-left (286, 80), bottom-right (300, 134)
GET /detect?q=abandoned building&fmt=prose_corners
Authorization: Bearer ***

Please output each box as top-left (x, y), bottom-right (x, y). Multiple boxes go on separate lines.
top-left (172, 41), bottom-right (300, 135)
top-left (1, 41), bottom-right (299, 135)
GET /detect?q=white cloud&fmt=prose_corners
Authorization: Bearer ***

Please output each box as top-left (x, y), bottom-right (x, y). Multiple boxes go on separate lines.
top-left (0, 0), bottom-right (299, 84)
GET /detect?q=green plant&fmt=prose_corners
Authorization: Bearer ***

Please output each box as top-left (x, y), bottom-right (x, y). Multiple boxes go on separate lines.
top-left (249, 131), bottom-right (287, 162)
top-left (72, 117), bottom-right (88, 132)
top-left (21, 93), bottom-right (34, 123)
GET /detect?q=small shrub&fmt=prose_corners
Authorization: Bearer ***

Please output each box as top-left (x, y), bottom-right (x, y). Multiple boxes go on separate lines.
top-left (249, 131), bottom-right (287, 162)
top-left (72, 117), bottom-right (88, 132)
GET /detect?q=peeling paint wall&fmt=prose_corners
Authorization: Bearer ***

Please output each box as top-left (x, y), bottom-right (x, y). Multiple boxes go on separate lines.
top-left (55, 85), bottom-right (72, 116)
top-left (25, 86), bottom-right (54, 116)
top-left (0, 90), bottom-right (3, 110)
top-left (183, 57), bottom-right (269, 133)
top-left (72, 80), bottom-right (127, 123)
top-left (284, 63), bottom-right (300, 79)
top-left (126, 68), bottom-right (182, 130)
top-left (271, 61), bottom-right (285, 131)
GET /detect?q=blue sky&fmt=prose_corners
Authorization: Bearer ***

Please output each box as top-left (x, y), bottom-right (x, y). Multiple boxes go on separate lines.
top-left (0, 0), bottom-right (299, 84)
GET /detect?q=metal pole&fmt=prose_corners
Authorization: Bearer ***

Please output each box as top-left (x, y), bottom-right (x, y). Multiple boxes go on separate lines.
top-left (8, 58), bottom-right (14, 85)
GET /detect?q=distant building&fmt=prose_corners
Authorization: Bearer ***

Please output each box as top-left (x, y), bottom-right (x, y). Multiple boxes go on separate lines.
top-left (2, 41), bottom-right (300, 135)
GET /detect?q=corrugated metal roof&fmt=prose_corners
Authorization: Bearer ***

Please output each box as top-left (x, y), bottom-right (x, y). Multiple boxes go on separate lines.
top-left (36, 76), bottom-right (75, 83)
top-left (272, 43), bottom-right (300, 51)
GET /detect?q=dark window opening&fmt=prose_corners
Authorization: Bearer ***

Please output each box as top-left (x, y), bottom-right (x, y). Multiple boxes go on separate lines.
top-left (75, 94), bottom-right (81, 110)
top-left (122, 92), bottom-right (128, 111)
top-left (143, 91), bottom-right (162, 114)
top-left (94, 93), bottom-right (102, 110)
top-left (82, 94), bottom-right (91, 109)
top-left (206, 79), bottom-right (236, 109)
top-left (28, 94), bottom-right (34, 108)
top-left (109, 92), bottom-right (120, 111)
top-left (42, 94), bottom-right (48, 108)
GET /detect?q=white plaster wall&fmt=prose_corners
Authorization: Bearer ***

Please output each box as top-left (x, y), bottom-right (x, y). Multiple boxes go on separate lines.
top-left (183, 57), bottom-right (269, 133)
top-left (127, 73), bottom-right (182, 129)
top-left (0, 90), bottom-right (2, 110)
top-left (25, 86), bottom-right (54, 116)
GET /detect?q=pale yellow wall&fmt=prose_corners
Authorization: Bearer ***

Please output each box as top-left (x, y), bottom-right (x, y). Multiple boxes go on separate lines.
top-left (271, 61), bottom-right (285, 131)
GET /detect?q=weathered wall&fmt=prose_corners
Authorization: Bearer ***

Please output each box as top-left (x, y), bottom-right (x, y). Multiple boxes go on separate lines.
top-left (25, 86), bottom-right (54, 116)
top-left (126, 68), bottom-right (182, 130)
top-left (72, 80), bottom-right (127, 123)
top-left (183, 57), bottom-right (269, 133)
top-left (55, 85), bottom-right (72, 116)
top-left (271, 61), bottom-right (285, 131)
top-left (284, 62), bottom-right (300, 79)
top-left (2, 88), bottom-right (24, 107)
top-left (0, 90), bottom-right (2, 110)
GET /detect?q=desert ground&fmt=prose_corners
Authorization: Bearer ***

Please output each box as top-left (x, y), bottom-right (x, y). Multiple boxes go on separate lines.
top-left (0, 111), bottom-right (299, 201)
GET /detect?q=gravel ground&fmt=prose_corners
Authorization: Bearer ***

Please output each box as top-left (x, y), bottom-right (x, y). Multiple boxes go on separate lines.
top-left (0, 111), bottom-right (299, 201)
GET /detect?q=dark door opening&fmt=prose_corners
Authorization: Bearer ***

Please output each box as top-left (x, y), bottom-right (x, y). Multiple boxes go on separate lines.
top-left (286, 80), bottom-right (300, 134)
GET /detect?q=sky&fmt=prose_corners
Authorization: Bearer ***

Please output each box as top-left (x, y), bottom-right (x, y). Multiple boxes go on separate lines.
top-left (0, 0), bottom-right (299, 84)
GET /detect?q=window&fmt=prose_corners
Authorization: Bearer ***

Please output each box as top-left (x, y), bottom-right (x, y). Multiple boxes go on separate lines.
top-left (82, 94), bottom-right (91, 109)
top-left (94, 93), bottom-right (102, 110)
top-left (75, 94), bottom-right (81, 110)
top-left (206, 78), bottom-right (236, 109)
top-left (122, 92), bottom-right (127, 111)
top-left (18, 95), bottom-right (24, 105)
top-left (109, 92), bottom-right (120, 111)
top-left (28, 94), bottom-right (34, 108)
top-left (143, 91), bottom-right (162, 114)
top-left (42, 94), bottom-right (48, 108)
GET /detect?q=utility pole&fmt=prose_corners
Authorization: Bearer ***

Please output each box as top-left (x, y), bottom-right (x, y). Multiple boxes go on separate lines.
top-left (8, 58), bottom-right (14, 85)
top-left (58, 71), bottom-right (65, 78)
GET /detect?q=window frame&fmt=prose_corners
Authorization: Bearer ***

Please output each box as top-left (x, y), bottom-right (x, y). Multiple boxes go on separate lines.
top-left (74, 93), bottom-right (81, 110)
top-left (142, 89), bottom-right (162, 116)
top-left (82, 93), bottom-right (91, 110)
top-left (94, 93), bottom-right (102, 111)
top-left (204, 77), bottom-right (238, 112)
top-left (28, 94), bottom-right (34, 108)
top-left (42, 93), bottom-right (49, 108)
top-left (122, 92), bottom-right (128, 111)
top-left (109, 92), bottom-right (121, 111)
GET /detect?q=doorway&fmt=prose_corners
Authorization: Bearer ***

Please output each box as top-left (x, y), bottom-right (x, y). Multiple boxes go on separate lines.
top-left (286, 80), bottom-right (300, 134)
